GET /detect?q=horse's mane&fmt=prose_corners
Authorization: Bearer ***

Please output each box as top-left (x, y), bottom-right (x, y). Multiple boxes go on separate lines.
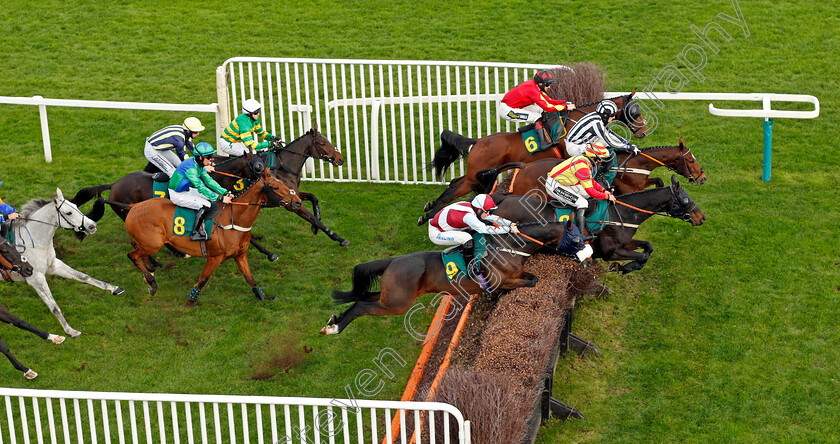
top-left (19, 199), bottom-right (50, 220)
top-left (639, 145), bottom-right (680, 152)
top-left (548, 62), bottom-right (605, 104)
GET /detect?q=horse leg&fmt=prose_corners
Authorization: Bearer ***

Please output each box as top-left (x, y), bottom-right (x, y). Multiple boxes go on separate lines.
top-left (289, 204), bottom-right (350, 247)
top-left (188, 255), bottom-right (225, 302)
top-left (233, 253), bottom-right (277, 301)
top-left (24, 273), bottom-right (82, 338)
top-left (248, 238), bottom-right (279, 262)
top-left (418, 176), bottom-right (473, 225)
top-left (496, 272), bottom-right (540, 291)
top-left (604, 241), bottom-right (653, 274)
top-left (326, 299), bottom-right (410, 335)
top-left (296, 191), bottom-right (322, 234)
top-left (48, 258), bottom-right (125, 296)
top-left (128, 249), bottom-right (158, 296)
top-left (0, 305), bottom-right (64, 344)
top-left (0, 338), bottom-right (35, 379)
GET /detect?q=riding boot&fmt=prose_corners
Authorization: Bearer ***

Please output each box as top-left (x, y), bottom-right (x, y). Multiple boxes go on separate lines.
top-left (461, 240), bottom-right (489, 290)
top-left (534, 120), bottom-right (551, 149)
top-left (190, 208), bottom-right (208, 241)
top-left (576, 208), bottom-right (595, 242)
top-left (0, 223), bottom-right (8, 241)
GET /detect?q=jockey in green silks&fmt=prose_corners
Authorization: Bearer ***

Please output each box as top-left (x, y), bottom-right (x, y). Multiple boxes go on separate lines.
top-left (168, 143), bottom-right (233, 240)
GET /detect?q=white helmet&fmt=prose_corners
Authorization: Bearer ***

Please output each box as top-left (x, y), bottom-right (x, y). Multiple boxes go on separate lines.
top-left (242, 99), bottom-right (262, 114)
top-left (183, 117), bottom-right (205, 132)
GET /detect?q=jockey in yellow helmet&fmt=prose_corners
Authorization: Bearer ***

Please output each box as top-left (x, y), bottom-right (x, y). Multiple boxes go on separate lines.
top-left (545, 141), bottom-right (617, 241)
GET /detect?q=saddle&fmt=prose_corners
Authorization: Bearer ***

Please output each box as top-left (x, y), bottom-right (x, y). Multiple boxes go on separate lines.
top-left (441, 234), bottom-right (487, 283)
top-left (171, 206), bottom-right (214, 239)
top-left (152, 173), bottom-right (170, 199)
top-left (519, 111), bottom-right (568, 154)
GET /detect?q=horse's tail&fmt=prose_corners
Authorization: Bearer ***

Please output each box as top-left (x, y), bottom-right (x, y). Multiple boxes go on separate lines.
top-left (475, 163), bottom-right (523, 194)
top-left (69, 184), bottom-right (112, 208)
top-left (332, 257), bottom-right (396, 304)
top-left (86, 198), bottom-right (108, 222)
top-left (430, 130), bottom-right (477, 176)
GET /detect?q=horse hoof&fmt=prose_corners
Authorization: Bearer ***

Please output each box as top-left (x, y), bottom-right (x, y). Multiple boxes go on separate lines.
top-left (417, 215), bottom-right (426, 226)
top-left (267, 253), bottom-right (279, 262)
top-left (423, 202), bottom-right (432, 212)
top-left (24, 370), bottom-right (38, 380)
top-left (311, 225), bottom-right (319, 235)
top-left (112, 287), bottom-right (125, 295)
top-left (320, 324), bottom-right (340, 335)
top-left (339, 239), bottom-right (350, 247)
top-left (328, 315), bottom-right (337, 325)
top-left (68, 330), bottom-right (82, 339)
top-left (49, 334), bottom-right (66, 345)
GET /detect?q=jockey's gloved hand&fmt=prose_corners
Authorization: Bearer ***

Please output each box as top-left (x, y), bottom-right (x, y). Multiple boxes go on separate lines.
top-left (627, 143), bottom-right (640, 155)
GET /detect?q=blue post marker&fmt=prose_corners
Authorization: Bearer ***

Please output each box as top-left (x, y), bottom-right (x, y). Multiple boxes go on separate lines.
top-left (762, 118), bottom-right (774, 181)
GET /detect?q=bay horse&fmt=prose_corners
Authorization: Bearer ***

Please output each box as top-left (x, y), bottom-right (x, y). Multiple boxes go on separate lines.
top-left (5, 189), bottom-right (124, 338)
top-left (321, 219), bottom-right (570, 334)
top-left (124, 167), bottom-right (301, 302)
top-left (259, 125), bottom-right (349, 246)
top-left (474, 138), bottom-right (707, 199)
top-left (491, 176), bottom-right (706, 274)
top-left (71, 154), bottom-right (283, 261)
top-left (417, 91), bottom-right (648, 225)
top-left (0, 240), bottom-right (66, 379)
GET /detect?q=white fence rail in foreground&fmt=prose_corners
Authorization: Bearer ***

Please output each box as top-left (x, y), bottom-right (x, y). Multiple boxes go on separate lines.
top-left (0, 96), bottom-right (218, 163)
top-left (0, 387), bottom-right (470, 444)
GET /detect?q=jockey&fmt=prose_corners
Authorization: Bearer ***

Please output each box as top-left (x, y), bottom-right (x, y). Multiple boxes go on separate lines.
top-left (545, 141), bottom-right (617, 242)
top-left (219, 99), bottom-right (282, 157)
top-left (168, 142), bottom-right (233, 241)
top-left (565, 99), bottom-right (639, 157)
top-left (144, 117), bottom-right (205, 177)
top-left (0, 182), bottom-right (19, 241)
top-left (497, 70), bottom-right (576, 148)
top-left (429, 194), bottom-right (520, 285)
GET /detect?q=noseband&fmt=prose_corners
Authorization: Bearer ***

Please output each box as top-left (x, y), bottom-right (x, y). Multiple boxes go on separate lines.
top-left (55, 199), bottom-right (90, 233)
top-left (261, 175), bottom-right (297, 207)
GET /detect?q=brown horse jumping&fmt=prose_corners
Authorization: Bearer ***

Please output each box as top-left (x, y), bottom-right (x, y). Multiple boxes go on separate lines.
top-left (321, 220), bottom-right (570, 334)
top-left (418, 91), bottom-right (648, 225)
top-left (475, 138), bottom-right (707, 199)
top-left (124, 167), bottom-right (301, 302)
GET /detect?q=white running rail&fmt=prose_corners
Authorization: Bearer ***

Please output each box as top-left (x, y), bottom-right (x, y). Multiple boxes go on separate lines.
top-left (0, 96), bottom-right (218, 163)
top-left (0, 387), bottom-right (470, 444)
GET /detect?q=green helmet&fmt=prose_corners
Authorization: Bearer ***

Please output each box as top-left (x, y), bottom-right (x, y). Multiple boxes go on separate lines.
top-left (194, 142), bottom-right (216, 156)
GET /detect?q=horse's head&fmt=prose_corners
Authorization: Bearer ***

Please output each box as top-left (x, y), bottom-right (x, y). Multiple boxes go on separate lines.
top-left (243, 152), bottom-right (267, 179)
top-left (617, 90), bottom-right (648, 139)
top-left (676, 138), bottom-right (707, 185)
top-left (667, 176), bottom-right (705, 226)
top-left (307, 124), bottom-right (344, 166)
top-left (54, 188), bottom-right (97, 235)
top-left (260, 169), bottom-right (302, 209)
top-left (0, 240), bottom-right (32, 277)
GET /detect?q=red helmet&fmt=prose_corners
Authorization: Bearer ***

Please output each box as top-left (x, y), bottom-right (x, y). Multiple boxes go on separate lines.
top-left (533, 70), bottom-right (555, 86)
top-left (471, 194), bottom-right (497, 211)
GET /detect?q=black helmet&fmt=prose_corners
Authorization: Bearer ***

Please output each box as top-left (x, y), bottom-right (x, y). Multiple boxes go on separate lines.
top-left (534, 70), bottom-right (556, 86)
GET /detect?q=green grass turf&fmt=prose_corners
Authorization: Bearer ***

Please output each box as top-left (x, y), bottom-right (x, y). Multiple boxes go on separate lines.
top-left (0, 1), bottom-right (838, 442)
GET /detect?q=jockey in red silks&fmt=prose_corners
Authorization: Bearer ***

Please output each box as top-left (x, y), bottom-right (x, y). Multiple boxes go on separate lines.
top-left (428, 194), bottom-right (520, 288)
top-left (497, 70), bottom-right (576, 148)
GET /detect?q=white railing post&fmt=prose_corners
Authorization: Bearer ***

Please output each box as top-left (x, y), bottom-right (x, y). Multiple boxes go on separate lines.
top-left (216, 65), bottom-right (231, 143)
top-left (370, 100), bottom-right (382, 180)
top-left (34, 95), bottom-right (52, 163)
top-left (290, 104), bottom-right (315, 175)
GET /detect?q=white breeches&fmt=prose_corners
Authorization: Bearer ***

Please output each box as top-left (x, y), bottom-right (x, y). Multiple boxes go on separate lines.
top-left (564, 140), bottom-right (587, 156)
top-left (169, 188), bottom-right (212, 211)
top-left (545, 175), bottom-right (589, 209)
top-left (428, 224), bottom-right (473, 246)
top-left (218, 137), bottom-right (248, 157)
top-left (497, 102), bottom-right (543, 123)
top-left (144, 142), bottom-right (182, 177)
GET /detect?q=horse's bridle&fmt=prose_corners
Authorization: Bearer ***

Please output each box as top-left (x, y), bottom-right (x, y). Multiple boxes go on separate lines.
top-left (666, 186), bottom-right (699, 222)
top-left (260, 174), bottom-right (297, 207)
top-left (0, 240), bottom-right (27, 274)
top-left (677, 146), bottom-right (705, 183)
top-left (272, 130), bottom-right (341, 171)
